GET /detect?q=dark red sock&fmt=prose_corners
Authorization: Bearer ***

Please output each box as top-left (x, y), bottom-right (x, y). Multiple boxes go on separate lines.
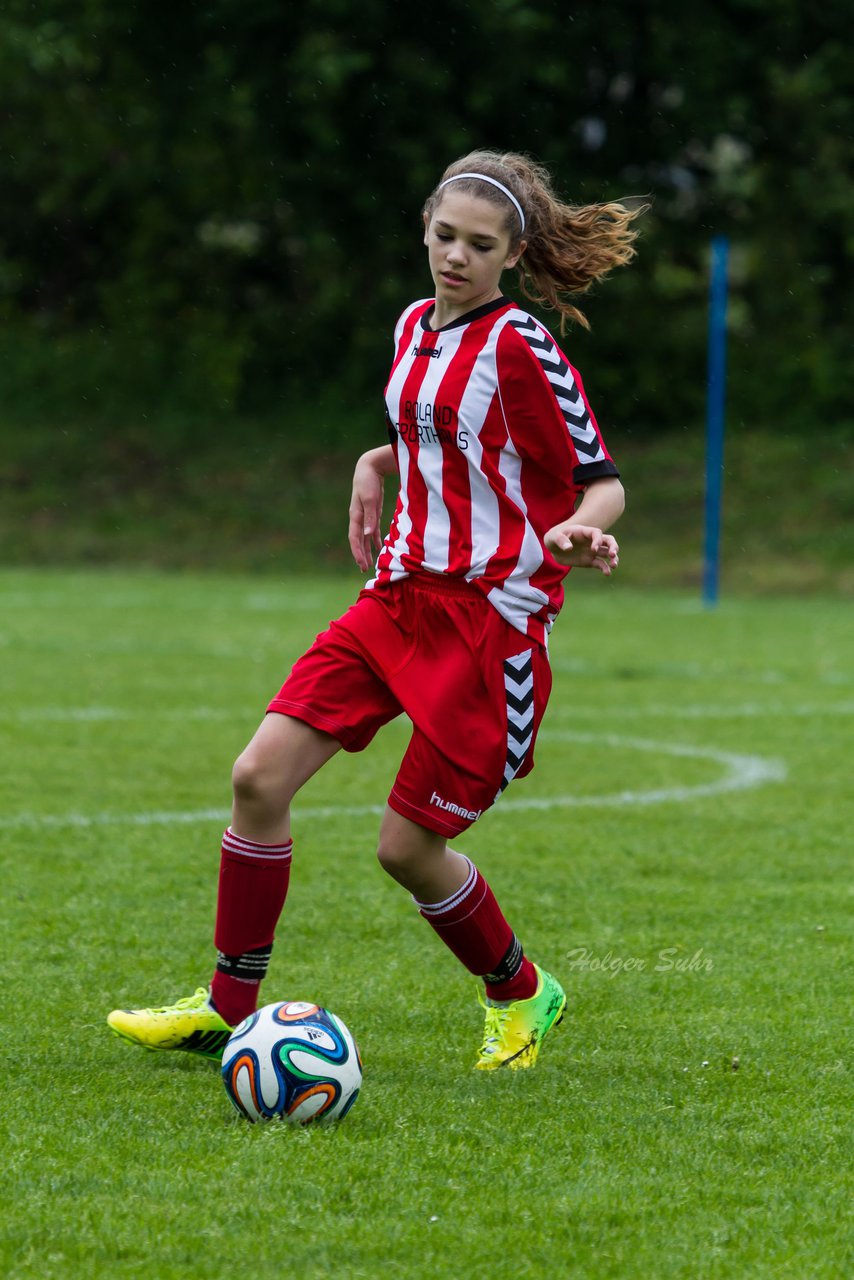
top-left (415, 858), bottom-right (537, 1001)
top-left (209, 827), bottom-right (293, 1026)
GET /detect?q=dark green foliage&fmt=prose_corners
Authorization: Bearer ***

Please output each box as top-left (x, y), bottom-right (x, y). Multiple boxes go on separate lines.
top-left (0, 1), bottom-right (851, 432)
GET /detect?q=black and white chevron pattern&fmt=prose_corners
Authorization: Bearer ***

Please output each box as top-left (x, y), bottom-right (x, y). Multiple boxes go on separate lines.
top-left (509, 315), bottom-right (605, 461)
top-left (495, 650), bottom-right (535, 801)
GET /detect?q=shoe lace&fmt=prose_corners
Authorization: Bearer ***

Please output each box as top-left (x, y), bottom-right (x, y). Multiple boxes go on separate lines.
top-left (478, 991), bottom-right (512, 1057)
top-left (148, 987), bottom-right (209, 1014)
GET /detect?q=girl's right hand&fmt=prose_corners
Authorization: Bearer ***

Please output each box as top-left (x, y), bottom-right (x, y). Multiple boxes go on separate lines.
top-left (348, 451), bottom-right (388, 572)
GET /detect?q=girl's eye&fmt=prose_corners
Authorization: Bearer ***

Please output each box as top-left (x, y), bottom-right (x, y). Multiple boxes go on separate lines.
top-left (434, 233), bottom-right (491, 253)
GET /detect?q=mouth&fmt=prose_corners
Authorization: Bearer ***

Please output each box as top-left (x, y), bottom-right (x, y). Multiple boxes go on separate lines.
top-left (440, 271), bottom-right (467, 286)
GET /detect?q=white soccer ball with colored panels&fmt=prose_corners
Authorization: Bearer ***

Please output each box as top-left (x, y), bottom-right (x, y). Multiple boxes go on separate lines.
top-left (221, 1001), bottom-right (362, 1125)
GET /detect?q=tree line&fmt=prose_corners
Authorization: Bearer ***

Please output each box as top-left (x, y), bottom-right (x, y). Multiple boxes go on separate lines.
top-left (0, 0), bottom-right (851, 439)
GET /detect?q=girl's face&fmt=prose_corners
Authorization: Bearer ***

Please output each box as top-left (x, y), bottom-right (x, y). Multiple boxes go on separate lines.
top-left (423, 189), bottom-right (525, 316)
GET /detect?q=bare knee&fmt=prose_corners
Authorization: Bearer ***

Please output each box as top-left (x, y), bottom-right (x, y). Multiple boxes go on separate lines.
top-left (232, 745), bottom-right (289, 813)
top-left (375, 811), bottom-right (447, 889)
top-left (375, 832), bottom-right (413, 882)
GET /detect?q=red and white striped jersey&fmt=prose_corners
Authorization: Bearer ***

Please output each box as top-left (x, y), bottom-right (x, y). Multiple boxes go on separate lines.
top-left (368, 295), bottom-right (619, 645)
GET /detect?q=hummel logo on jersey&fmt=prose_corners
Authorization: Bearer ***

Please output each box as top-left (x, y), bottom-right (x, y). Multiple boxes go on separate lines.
top-left (412, 344), bottom-right (443, 358)
top-left (430, 791), bottom-right (482, 822)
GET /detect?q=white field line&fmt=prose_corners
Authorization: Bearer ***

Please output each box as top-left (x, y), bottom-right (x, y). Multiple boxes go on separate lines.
top-left (0, 589), bottom-right (336, 614)
top-left (6, 707), bottom-right (243, 723)
top-left (2, 700), bottom-right (852, 725)
top-left (6, 731), bottom-right (786, 830)
top-left (549, 661), bottom-right (853, 687)
top-left (547, 702), bottom-right (854, 720)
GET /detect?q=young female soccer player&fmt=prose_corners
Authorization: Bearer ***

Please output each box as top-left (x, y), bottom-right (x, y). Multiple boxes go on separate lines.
top-left (108, 150), bottom-right (643, 1070)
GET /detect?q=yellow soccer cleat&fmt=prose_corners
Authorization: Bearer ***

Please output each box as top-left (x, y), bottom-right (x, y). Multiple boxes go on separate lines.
top-left (107, 987), bottom-right (233, 1061)
top-left (475, 965), bottom-right (566, 1070)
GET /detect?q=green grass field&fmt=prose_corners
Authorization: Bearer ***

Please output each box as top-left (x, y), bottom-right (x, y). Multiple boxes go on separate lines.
top-left (1, 568), bottom-right (851, 1279)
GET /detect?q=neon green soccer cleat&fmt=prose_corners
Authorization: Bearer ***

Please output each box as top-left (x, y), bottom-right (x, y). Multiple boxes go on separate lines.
top-left (475, 965), bottom-right (566, 1070)
top-left (107, 987), bottom-right (233, 1061)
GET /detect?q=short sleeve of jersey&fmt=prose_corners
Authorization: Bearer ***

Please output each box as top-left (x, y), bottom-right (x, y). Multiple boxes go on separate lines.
top-left (496, 316), bottom-right (619, 486)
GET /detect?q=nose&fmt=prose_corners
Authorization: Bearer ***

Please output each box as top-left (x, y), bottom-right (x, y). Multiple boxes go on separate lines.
top-left (446, 240), bottom-right (466, 265)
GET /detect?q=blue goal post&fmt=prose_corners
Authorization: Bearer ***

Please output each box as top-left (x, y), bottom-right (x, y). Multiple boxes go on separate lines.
top-left (703, 234), bottom-right (730, 607)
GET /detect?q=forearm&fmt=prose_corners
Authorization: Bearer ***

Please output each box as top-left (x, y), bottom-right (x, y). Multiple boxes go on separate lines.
top-left (359, 444), bottom-right (397, 476)
top-left (571, 477), bottom-right (625, 530)
top-left (349, 444), bottom-right (397, 572)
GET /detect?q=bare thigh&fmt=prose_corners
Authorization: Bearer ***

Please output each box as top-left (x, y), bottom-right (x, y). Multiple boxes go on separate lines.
top-left (231, 713), bottom-right (341, 842)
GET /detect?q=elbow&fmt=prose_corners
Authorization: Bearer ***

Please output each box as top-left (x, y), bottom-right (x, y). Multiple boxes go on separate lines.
top-left (613, 478), bottom-right (626, 521)
top-left (594, 475), bottom-right (625, 525)
top-left (576, 474), bottom-right (626, 529)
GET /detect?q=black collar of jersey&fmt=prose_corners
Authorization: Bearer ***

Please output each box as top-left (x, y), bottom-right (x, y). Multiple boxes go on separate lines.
top-left (420, 295), bottom-right (512, 334)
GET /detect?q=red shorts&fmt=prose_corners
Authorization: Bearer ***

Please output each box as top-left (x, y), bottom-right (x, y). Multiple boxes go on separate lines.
top-left (267, 575), bottom-right (552, 837)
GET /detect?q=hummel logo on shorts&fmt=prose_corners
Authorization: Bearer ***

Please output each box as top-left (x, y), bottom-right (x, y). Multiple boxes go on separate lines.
top-left (430, 791), bottom-right (482, 822)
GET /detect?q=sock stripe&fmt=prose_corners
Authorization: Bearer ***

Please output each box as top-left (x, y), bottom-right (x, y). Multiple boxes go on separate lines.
top-left (216, 943), bottom-right (274, 982)
top-left (484, 934), bottom-right (524, 985)
top-left (414, 857), bottom-right (477, 917)
top-left (222, 827), bottom-right (293, 861)
top-left (415, 862), bottom-right (522, 982)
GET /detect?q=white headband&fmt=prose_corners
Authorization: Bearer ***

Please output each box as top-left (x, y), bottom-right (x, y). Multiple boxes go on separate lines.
top-left (438, 172), bottom-right (526, 234)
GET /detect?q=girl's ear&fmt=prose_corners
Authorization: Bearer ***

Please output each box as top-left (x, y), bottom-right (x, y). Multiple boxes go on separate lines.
top-left (422, 211), bottom-right (430, 245)
top-left (505, 239), bottom-right (527, 270)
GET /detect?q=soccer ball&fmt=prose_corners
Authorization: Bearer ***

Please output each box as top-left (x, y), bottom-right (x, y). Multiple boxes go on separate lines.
top-left (221, 1001), bottom-right (362, 1125)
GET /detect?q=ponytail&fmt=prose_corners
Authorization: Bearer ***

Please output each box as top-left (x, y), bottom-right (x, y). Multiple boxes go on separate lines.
top-left (425, 150), bottom-right (648, 330)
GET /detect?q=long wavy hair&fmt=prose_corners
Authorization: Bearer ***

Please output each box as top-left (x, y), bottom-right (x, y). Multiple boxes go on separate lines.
top-left (423, 149), bottom-right (648, 330)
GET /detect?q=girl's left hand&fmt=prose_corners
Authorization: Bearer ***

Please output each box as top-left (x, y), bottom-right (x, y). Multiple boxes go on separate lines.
top-left (544, 522), bottom-right (619, 574)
